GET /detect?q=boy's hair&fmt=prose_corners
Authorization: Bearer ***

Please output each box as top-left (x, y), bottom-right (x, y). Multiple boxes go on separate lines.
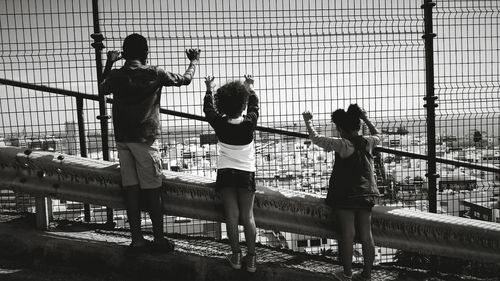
top-left (122, 33), bottom-right (148, 61)
top-left (214, 81), bottom-right (251, 118)
top-left (331, 104), bottom-right (362, 132)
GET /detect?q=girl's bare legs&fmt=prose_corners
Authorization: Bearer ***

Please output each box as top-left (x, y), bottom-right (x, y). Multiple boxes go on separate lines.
top-left (236, 189), bottom-right (256, 255)
top-left (336, 209), bottom-right (356, 277)
top-left (356, 209), bottom-right (375, 277)
top-left (221, 188), bottom-right (241, 253)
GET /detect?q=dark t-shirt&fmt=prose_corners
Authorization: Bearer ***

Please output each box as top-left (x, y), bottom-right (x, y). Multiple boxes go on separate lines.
top-left (100, 60), bottom-right (193, 143)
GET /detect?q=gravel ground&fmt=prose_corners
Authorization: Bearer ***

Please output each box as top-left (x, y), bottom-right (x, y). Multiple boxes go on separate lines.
top-left (1, 213), bottom-right (499, 281)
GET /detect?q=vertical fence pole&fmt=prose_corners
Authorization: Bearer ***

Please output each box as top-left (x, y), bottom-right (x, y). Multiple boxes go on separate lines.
top-left (91, 0), bottom-right (114, 226)
top-left (421, 0), bottom-right (438, 214)
top-left (35, 196), bottom-right (50, 230)
top-left (422, 0), bottom-right (439, 273)
top-left (76, 97), bottom-right (91, 222)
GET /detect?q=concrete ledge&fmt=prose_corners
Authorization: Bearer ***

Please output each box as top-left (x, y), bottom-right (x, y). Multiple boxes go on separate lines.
top-left (0, 223), bottom-right (334, 281)
top-left (2, 146), bottom-right (500, 263)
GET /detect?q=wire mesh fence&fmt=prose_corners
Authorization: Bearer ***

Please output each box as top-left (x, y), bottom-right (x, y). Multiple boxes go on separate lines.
top-left (433, 0), bottom-right (500, 218)
top-left (0, 0), bottom-right (499, 265)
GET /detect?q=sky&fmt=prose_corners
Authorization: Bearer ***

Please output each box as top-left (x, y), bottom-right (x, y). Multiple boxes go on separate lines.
top-left (0, 0), bottom-right (498, 137)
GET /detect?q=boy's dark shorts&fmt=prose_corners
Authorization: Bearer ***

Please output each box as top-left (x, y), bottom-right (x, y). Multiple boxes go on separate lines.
top-left (216, 168), bottom-right (256, 192)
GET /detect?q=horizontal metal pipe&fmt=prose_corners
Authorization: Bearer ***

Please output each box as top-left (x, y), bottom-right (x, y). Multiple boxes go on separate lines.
top-left (1, 78), bottom-right (498, 174)
top-left (1, 147), bottom-right (499, 263)
top-left (0, 78), bottom-right (99, 101)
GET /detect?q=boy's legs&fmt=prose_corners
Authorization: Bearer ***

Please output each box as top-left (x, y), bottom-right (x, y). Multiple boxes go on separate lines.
top-left (236, 189), bottom-right (256, 255)
top-left (125, 184), bottom-right (145, 245)
top-left (117, 142), bottom-right (145, 246)
top-left (143, 187), bottom-right (164, 241)
top-left (127, 141), bottom-right (174, 251)
top-left (336, 208), bottom-right (356, 277)
top-left (221, 187), bottom-right (241, 253)
top-left (355, 209), bottom-right (375, 277)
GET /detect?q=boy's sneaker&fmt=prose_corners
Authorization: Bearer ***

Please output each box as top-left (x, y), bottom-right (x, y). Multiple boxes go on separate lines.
top-left (126, 239), bottom-right (150, 255)
top-left (333, 270), bottom-right (352, 280)
top-left (226, 252), bottom-right (242, 270)
top-left (244, 254), bottom-right (257, 273)
top-left (352, 271), bottom-right (371, 281)
top-left (153, 237), bottom-right (175, 253)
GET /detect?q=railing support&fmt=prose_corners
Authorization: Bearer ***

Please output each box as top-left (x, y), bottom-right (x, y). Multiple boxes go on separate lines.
top-left (422, 0), bottom-right (438, 214)
top-left (422, 0), bottom-right (439, 273)
top-left (91, 0), bottom-right (113, 225)
top-left (76, 97), bottom-right (91, 222)
top-left (35, 196), bottom-right (50, 230)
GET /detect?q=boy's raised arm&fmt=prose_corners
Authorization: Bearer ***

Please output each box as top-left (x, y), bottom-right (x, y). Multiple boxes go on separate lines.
top-left (102, 51), bottom-right (121, 80)
top-left (99, 50), bottom-right (122, 94)
top-left (162, 48), bottom-right (201, 87)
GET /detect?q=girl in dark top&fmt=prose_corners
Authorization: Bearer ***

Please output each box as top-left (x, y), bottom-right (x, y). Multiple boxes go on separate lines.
top-left (302, 104), bottom-right (381, 281)
top-left (203, 75), bottom-right (259, 273)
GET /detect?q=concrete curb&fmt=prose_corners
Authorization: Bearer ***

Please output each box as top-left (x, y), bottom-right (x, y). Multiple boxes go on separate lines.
top-left (0, 224), bottom-right (333, 281)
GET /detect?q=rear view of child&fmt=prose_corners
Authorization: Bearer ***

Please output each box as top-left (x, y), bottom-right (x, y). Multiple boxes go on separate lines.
top-left (302, 104), bottom-right (381, 281)
top-left (203, 75), bottom-right (259, 272)
top-left (100, 33), bottom-right (200, 253)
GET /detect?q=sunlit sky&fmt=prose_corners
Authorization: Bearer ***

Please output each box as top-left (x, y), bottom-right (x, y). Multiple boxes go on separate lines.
top-left (0, 0), bottom-right (498, 136)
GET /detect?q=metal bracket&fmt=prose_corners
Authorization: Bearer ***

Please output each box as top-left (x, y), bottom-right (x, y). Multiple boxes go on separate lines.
top-left (91, 33), bottom-right (105, 50)
top-left (421, 2), bottom-right (436, 9)
top-left (425, 173), bottom-right (440, 179)
top-left (423, 96), bottom-right (438, 108)
top-left (422, 33), bottom-right (437, 39)
top-left (96, 115), bottom-right (111, 120)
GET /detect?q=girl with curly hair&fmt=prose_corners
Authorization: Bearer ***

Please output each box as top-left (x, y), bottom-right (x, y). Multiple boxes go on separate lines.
top-left (203, 75), bottom-right (259, 272)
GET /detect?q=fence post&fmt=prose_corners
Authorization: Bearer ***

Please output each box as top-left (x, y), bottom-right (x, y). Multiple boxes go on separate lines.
top-left (35, 196), bottom-right (50, 230)
top-left (422, 0), bottom-right (440, 273)
top-left (91, 0), bottom-right (114, 226)
top-left (421, 0), bottom-right (438, 214)
top-left (76, 97), bottom-right (91, 222)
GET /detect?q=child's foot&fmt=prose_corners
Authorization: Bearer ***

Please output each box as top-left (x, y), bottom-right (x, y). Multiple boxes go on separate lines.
top-left (352, 271), bottom-right (371, 281)
top-left (127, 239), bottom-right (150, 255)
top-left (244, 254), bottom-right (257, 273)
top-left (333, 270), bottom-right (352, 280)
top-left (226, 252), bottom-right (242, 270)
top-left (153, 237), bottom-right (175, 253)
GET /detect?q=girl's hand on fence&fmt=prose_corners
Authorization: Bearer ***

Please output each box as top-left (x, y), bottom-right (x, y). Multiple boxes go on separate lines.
top-left (106, 50), bottom-right (122, 63)
top-left (302, 111), bottom-right (313, 122)
top-left (244, 74), bottom-right (254, 85)
top-left (205, 76), bottom-right (216, 91)
top-left (360, 107), bottom-right (368, 121)
top-left (186, 48), bottom-right (201, 61)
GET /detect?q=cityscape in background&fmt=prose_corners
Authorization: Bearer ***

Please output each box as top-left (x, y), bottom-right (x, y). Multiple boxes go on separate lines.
top-left (1, 116), bottom-right (498, 263)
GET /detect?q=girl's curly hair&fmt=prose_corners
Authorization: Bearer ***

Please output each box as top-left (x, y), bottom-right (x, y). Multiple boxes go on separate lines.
top-left (214, 81), bottom-right (251, 118)
top-left (331, 104), bottom-right (363, 132)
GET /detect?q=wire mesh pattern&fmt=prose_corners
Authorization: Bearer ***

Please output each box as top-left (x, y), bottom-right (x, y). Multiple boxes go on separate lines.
top-left (0, 0), bottom-right (499, 265)
top-left (433, 0), bottom-right (500, 218)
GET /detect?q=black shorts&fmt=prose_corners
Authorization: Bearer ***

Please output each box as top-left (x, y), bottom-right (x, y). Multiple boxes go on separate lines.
top-left (330, 195), bottom-right (376, 210)
top-left (216, 168), bottom-right (256, 192)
